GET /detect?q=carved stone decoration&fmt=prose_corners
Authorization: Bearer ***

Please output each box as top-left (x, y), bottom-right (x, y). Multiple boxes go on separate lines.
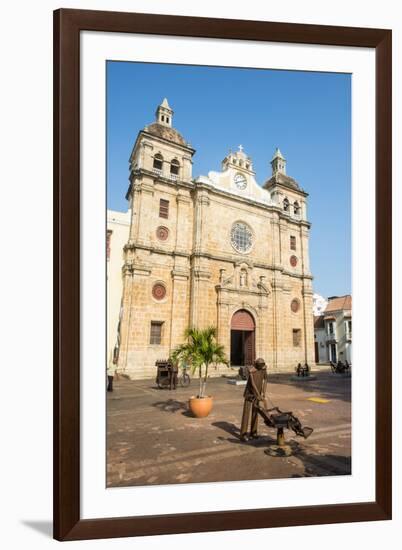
top-left (290, 255), bottom-right (298, 267)
top-left (291, 298), bottom-right (300, 313)
top-left (239, 268), bottom-right (248, 287)
top-left (156, 226), bottom-right (169, 241)
top-left (152, 283), bottom-right (166, 300)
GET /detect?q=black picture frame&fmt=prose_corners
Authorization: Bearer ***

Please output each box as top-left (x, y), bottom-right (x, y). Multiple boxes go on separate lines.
top-left (53, 8), bottom-right (392, 541)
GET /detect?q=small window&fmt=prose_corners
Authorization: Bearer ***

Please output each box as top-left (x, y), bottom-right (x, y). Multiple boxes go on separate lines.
top-left (166, 117), bottom-right (169, 124)
top-left (294, 201), bottom-right (301, 216)
top-left (161, 115), bottom-right (165, 122)
top-left (292, 329), bottom-right (301, 347)
top-left (170, 159), bottom-right (180, 176)
top-left (328, 322), bottom-right (334, 335)
top-left (150, 322), bottom-right (163, 345)
top-left (153, 154), bottom-right (163, 170)
top-left (159, 199), bottom-right (169, 219)
top-left (283, 198), bottom-right (290, 212)
top-left (290, 235), bottom-right (296, 250)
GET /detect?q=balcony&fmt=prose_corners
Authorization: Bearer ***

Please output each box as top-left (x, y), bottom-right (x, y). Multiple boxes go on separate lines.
top-left (325, 332), bottom-right (337, 343)
top-left (346, 331), bottom-right (352, 341)
top-left (152, 168), bottom-right (163, 177)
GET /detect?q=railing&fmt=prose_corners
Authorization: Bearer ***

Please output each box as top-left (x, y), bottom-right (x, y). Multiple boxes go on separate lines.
top-left (152, 168), bottom-right (163, 177)
top-left (325, 332), bottom-right (337, 342)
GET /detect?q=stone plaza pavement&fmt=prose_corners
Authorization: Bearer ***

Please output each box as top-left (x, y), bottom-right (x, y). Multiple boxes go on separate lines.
top-left (107, 370), bottom-right (351, 487)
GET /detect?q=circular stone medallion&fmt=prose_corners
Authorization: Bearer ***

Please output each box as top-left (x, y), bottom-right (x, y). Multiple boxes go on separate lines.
top-left (152, 283), bottom-right (166, 300)
top-left (156, 226), bottom-right (169, 241)
top-left (290, 255), bottom-right (298, 267)
top-left (291, 298), bottom-right (300, 313)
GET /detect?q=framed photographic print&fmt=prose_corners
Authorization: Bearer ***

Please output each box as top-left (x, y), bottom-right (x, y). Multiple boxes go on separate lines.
top-left (53, 8), bottom-right (392, 541)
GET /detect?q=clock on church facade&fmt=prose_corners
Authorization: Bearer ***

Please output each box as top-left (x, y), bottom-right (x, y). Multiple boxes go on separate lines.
top-left (114, 99), bottom-right (315, 379)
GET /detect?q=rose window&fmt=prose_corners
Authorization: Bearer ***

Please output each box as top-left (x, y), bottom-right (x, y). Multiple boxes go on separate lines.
top-left (231, 222), bottom-right (253, 253)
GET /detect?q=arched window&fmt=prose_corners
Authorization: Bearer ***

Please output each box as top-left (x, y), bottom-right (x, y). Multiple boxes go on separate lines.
top-left (294, 201), bottom-right (301, 216)
top-left (283, 198), bottom-right (290, 212)
top-left (153, 153), bottom-right (163, 171)
top-left (170, 159), bottom-right (180, 176)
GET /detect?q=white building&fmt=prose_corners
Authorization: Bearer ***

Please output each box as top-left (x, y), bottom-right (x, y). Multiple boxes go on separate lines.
top-left (107, 209), bottom-right (131, 367)
top-left (314, 295), bottom-right (352, 364)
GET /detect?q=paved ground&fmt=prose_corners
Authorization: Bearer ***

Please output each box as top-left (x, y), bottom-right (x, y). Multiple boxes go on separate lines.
top-left (107, 369), bottom-right (351, 487)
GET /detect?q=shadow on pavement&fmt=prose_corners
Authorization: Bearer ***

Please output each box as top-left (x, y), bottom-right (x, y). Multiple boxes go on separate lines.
top-left (213, 420), bottom-right (350, 476)
top-left (151, 399), bottom-right (188, 413)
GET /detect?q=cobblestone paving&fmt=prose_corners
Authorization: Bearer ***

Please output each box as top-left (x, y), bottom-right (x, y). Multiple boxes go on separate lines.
top-left (107, 370), bottom-right (351, 487)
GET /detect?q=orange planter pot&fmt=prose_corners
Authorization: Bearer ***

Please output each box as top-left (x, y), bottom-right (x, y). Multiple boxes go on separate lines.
top-left (188, 396), bottom-right (213, 418)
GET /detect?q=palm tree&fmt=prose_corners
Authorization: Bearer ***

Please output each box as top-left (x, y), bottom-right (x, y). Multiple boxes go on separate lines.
top-left (171, 327), bottom-right (228, 398)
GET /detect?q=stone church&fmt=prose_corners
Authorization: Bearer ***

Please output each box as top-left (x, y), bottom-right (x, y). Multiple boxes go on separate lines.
top-left (116, 98), bottom-right (315, 379)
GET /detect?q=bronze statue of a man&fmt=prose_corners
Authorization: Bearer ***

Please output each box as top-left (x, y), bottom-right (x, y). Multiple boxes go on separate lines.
top-left (240, 358), bottom-right (268, 441)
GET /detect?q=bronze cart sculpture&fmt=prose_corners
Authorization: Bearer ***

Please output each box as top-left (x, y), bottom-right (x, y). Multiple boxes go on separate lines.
top-left (240, 358), bottom-right (313, 445)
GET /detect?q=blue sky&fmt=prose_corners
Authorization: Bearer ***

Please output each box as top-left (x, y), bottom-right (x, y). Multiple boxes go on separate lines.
top-left (107, 62), bottom-right (351, 298)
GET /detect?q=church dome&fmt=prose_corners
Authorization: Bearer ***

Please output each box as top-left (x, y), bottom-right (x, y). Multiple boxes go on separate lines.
top-left (145, 122), bottom-right (187, 147)
top-left (264, 171), bottom-right (301, 191)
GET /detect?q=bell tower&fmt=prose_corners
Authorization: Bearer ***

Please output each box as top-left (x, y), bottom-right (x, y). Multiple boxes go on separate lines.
top-left (271, 147), bottom-right (286, 175)
top-left (155, 97), bottom-right (173, 127)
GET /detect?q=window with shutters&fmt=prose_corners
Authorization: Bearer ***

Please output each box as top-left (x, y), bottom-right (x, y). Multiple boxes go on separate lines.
top-left (292, 329), bottom-right (301, 347)
top-left (159, 199), bottom-right (169, 219)
top-left (150, 322), bottom-right (163, 345)
top-left (290, 235), bottom-right (296, 250)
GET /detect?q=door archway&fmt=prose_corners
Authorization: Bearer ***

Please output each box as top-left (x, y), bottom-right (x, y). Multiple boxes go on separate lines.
top-left (230, 309), bottom-right (255, 366)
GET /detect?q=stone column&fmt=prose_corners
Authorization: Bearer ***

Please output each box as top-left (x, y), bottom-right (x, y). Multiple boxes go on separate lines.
top-left (299, 225), bottom-right (311, 274)
top-left (190, 190), bottom-right (210, 328)
top-left (117, 261), bottom-right (134, 373)
top-left (135, 181), bottom-right (154, 246)
top-left (128, 183), bottom-right (142, 243)
top-left (193, 190), bottom-right (210, 254)
top-left (168, 268), bottom-right (190, 351)
top-left (175, 191), bottom-right (192, 253)
top-left (302, 281), bottom-right (316, 365)
top-left (216, 287), bottom-right (231, 359)
top-left (270, 273), bottom-right (283, 371)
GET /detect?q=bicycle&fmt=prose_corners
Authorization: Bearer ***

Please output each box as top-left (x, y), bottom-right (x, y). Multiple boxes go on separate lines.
top-left (178, 365), bottom-right (191, 387)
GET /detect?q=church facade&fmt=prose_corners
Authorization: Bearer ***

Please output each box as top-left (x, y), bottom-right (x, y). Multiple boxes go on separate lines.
top-left (116, 99), bottom-right (315, 379)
